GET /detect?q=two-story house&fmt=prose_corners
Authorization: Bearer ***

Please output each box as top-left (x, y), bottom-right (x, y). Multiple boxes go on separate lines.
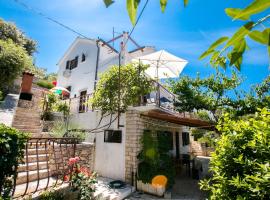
top-left (56, 33), bottom-right (212, 184)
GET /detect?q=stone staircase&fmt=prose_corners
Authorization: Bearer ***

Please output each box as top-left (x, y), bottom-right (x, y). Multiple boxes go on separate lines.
top-left (12, 87), bottom-right (45, 137)
top-left (14, 142), bottom-right (56, 198)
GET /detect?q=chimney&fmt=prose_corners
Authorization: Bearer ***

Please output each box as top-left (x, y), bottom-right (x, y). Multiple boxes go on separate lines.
top-left (19, 72), bottom-right (34, 101)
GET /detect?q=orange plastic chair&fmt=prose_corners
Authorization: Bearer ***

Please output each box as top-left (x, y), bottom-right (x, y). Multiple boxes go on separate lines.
top-left (151, 175), bottom-right (168, 188)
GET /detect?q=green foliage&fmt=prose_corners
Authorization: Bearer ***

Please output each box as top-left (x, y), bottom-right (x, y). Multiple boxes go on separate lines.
top-left (69, 158), bottom-right (97, 200)
top-left (200, 108), bottom-right (270, 199)
top-left (91, 63), bottom-right (153, 114)
top-left (44, 72), bottom-right (57, 82)
top-left (105, 0), bottom-right (188, 25)
top-left (137, 130), bottom-right (175, 188)
top-left (49, 121), bottom-right (85, 141)
top-left (170, 71), bottom-right (242, 122)
top-left (54, 101), bottom-right (70, 119)
top-left (37, 80), bottom-right (54, 89)
top-left (0, 39), bottom-right (33, 90)
top-left (0, 18), bottom-right (37, 56)
top-left (41, 93), bottom-right (58, 120)
top-left (0, 90), bottom-right (3, 101)
top-left (39, 189), bottom-right (64, 200)
top-left (71, 172), bottom-right (97, 200)
top-left (229, 75), bottom-right (270, 117)
top-left (0, 124), bottom-right (29, 199)
top-left (200, 0), bottom-right (270, 70)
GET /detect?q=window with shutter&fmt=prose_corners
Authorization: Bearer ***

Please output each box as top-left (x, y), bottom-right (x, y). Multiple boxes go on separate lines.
top-left (182, 132), bottom-right (190, 146)
top-left (104, 130), bottom-right (122, 143)
top-left (66, 60), bottom-right (70, 70)
top-left (82, 53), bottom-right (86, 62)
top-left (70, 56), bottom-right (78, 70)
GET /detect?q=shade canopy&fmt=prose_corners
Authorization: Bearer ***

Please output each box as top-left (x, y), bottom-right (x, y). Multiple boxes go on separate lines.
top-left (132, 50), bottom-right (188, 79)
top-left (50, 86), bottom-right (70, 95)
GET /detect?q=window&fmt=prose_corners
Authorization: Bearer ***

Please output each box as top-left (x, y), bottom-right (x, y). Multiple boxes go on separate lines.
top-left (104, 130), bottom-right (122, 143)
top-left (157, 131), bottom-right (174, 150)
top-left (182, 132), bottom-right (190, 146)
top-left (65, 56), bottom-right (78, 70)
top-left (81, 53), bottom-right (86, 62)
top-left (79, 90), bottom-right (87, 113)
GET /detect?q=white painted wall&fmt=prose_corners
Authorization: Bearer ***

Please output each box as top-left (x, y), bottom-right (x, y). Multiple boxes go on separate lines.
top-left (70, 111), bottom-right (126, 180)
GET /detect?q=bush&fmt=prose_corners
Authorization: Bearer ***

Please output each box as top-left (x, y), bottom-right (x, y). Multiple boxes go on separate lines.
top-left (39, 189), bottom-right (64, 200)
top-left (36, 80), bottom-right (54, 89)
top-left (137, 130), bottom-right (175, 188)
top-left (200, 108), bottom-right (270, 199)
top-left (0, 90), bottom-right (3, 101)
top-left (49, 121), bottom-right (85, 142)
top-left (0, 124), bottom-right (29, 199)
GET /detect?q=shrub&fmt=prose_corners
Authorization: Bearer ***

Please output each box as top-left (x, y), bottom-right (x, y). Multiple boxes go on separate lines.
top-left (36, 80), bottom-right (54, 89)
top-left (137, 130), bottom-right (175, 188)
top-left (67, 157), bottom-right (97, 200)
top-left (0, 90), bottom-right (3, 101)
top-left (0, 124), bottom-right (29, 199)
top-left (200, 108), bottom-right (270, 199)
top-left (39, 189), bottom-right (64, 200)
top-left (49, 121), bottom-right (85, 142)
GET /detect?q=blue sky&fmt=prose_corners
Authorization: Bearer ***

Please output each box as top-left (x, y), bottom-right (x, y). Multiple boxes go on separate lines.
top-left (0, 0), bottom-right (269, 91)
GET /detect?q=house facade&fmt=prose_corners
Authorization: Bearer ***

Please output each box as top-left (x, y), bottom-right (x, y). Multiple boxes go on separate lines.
top-left (56, 34), bottom-right (211, 183)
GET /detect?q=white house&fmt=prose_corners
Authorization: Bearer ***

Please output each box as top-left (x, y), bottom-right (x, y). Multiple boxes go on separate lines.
top-left (56, 33), bottom-right (212, 183)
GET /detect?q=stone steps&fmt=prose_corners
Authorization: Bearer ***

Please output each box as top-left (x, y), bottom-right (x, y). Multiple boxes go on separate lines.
top-left (23, 154), bottom-right (48, 163)
top-left (18, 161), bottom-right (48, 172)
top-left (16, 169), bottom-right (51, 185)
top-left (24, 148), bottom-right (47, 155)
top-left (13, 177), bottom-right (67, 198)
top-left (13, 124), bottom-right (41, 129)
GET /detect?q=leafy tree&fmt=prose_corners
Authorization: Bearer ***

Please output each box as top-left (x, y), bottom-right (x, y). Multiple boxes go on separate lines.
top-left (0, 39), bottom-right (33, 90)
top-left (170, 71), bottom-right (242, 122)
top-left (0, 18), bottom-right (37, 56)
top-left (200, 108), bottom-right (270, 199)
top-left (90, 63), bottom-right (153, 114)
top-left (230, 75), bottom-right (270, 117)
top-left (200, 0), bottom-right (270, 70)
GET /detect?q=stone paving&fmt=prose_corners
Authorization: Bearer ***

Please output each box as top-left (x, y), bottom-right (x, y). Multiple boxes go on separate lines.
top-left (127, 168), bottom-right (207, 200)
top-left (0, 94), bottom-right (19, 126)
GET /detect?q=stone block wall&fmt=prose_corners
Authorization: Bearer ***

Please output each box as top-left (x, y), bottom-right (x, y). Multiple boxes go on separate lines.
top-left (48, 143), bottom-right (95, 176)
top-left (190, 140), bottom-right (215, 156)
top-left (125, 110), bottom-right (185, 184)
top-left (125, 110), bottom-right (144, 184)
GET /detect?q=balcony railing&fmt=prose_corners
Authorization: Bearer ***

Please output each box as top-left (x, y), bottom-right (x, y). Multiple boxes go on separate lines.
top-left (63, 81), bottom-right (179, 114)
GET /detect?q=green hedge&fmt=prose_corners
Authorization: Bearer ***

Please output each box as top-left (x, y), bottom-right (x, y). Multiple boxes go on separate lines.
top-left (0, 124), bottom-right (29, 199)
top-left (36, 80), bottom-right (54, 89)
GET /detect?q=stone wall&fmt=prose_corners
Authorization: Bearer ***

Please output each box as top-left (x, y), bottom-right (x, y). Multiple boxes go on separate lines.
top-left (125, 110), bottom-right (185, 184)
top-left (190, 140), bottom-right (215, 156)
top-left (48, 142), bottom-right (95, 175)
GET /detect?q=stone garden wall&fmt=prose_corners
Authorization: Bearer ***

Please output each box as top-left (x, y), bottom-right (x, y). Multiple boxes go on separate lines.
top-left (48, 143), bottom-right (95, 175)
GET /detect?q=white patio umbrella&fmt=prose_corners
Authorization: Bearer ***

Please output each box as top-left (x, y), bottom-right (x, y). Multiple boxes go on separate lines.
top-left (132, 50), bottom-right (188, 79)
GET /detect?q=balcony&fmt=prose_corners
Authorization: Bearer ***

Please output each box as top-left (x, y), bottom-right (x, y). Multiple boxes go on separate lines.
top-left (63, 80), bottom-right (178, 114)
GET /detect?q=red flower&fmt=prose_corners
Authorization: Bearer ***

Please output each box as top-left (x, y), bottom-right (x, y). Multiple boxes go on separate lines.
top-left (79, 167), bottom-right (91, 177)
top-left (64, 175), bottom-right (69, 181)
top-left (68, 157), bottom-right (80, 166)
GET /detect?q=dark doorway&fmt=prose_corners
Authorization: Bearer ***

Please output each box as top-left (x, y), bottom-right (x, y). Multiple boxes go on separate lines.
top-left (175, 132), bottom-right (180, 159)
top-left (79, 90), bottom-right (87, 113)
